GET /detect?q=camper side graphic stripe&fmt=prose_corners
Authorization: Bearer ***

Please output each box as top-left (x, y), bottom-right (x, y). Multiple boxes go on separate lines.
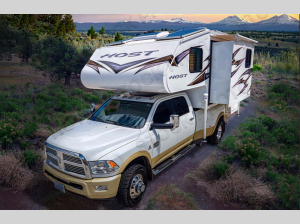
top-left (238, 68), bottom-right (253, 80)
top-left (188, 62), bottom-right (211, 86)
top-left (86, 60), bottom-right (110, 74)
top-left (231, 65), bottom-right (241, 77)
top-left (232, 47), bottom-right (242, 60)
top-left (233, 74), bottom-right (252, 88)
top-left (236, 75), bottom-right (252, 96)
top-left (130, 55), bottom-right (176, 74)
top-left (98, 58), bottom-right (154, 74)
top-left (232, 57), bottom-right (245, 67)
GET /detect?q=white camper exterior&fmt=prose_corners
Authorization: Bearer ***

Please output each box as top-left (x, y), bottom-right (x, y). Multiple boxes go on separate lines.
top-left (43, 28), bottom-right (257, 207)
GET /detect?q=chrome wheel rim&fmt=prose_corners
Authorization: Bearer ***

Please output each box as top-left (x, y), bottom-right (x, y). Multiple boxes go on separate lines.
top-left (217, 125), bottom-right (222, 140)
top-left (130, 174), bottom-right (145, 199)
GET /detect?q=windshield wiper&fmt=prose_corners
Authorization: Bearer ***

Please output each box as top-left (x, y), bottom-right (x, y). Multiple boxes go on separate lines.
top-left (90, 117), bottom-right (105, 122)
top-left (106, 119), bottom-right (119, 125)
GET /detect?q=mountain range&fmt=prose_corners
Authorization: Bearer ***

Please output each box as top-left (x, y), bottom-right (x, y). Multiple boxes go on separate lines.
top-left (75, 14), bottom-right (299, 31)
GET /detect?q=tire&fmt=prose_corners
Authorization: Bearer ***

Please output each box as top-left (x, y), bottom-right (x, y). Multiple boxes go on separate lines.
top-left (207, 120), bottom-right (224, 145)
top-left (117, 164), bottom-right (147, 207)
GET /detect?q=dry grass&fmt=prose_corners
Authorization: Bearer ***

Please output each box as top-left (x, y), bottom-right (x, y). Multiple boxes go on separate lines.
top-left (0, 151), bottom-right (35, 189)
top-left (146, 184), bottom-right (198, 210)
top-left (188, 154), bottom-right (275, 208)
top-left (210, 167), bottom-right (275, 207)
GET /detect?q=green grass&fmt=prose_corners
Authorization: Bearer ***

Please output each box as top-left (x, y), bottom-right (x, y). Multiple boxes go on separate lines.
top-left (267, 82), bottom-right (299, 112)
top-left (254, 49), bottom-right (299, 77)
top-left (218, 112), bottom-right (299, 209)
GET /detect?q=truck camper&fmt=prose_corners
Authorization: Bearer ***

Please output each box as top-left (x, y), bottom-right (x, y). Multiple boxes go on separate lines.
top-left (43, 28), bottom-right (257, 206)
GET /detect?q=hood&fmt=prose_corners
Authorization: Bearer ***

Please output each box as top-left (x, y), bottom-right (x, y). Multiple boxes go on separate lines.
top-left (46, 119), bottom-right (141, 161)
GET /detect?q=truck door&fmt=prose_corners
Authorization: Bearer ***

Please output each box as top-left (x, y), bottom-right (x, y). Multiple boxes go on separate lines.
top-left (149, 99), bottom-right (178, 167)
top-left (173, 96), bottom-right (196, 146)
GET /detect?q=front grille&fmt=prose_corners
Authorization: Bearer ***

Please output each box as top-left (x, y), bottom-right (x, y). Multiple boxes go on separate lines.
top-left (64, 164), bottom-right (85, 176)
top-left (46, 146), bottom-right (57, 156)
top-left (47, 154), bottom-right (59, 166)
top-left (63, 154), bottom-right (82, 164)
top-left (45, 143), bottom-right (90, 179)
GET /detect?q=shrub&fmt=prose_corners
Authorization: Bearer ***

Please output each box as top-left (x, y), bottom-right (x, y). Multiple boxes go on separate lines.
top-left (102, 92), bottom-right (109, 100)
top-left (23, 149), bottom-right (38, 167)
top-left (0, 119), bottom-right (23, 149)
top-left (253, 64), bottom-right (262, 73)
top-left (0, 152), bottom-right (35, 189)
top-left (213, 161), bottom-right (229, 179)
top-left (209, 167), bottom-right (275, 207)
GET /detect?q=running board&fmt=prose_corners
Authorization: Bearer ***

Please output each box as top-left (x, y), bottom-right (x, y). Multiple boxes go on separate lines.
top-left (152, 143), bottom-right (196, 176)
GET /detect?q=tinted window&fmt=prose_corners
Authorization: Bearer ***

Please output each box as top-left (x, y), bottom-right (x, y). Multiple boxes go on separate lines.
top-left (245, 49), bottom-right (252, 68)
top-left (90, 99), bottom-right (153, 128)
top-left (189, 48), bottom-right (203, 73)
top-left (153, 101), bottom-right (172, 124)
top-left (171, 97), bottom-right (189, 116)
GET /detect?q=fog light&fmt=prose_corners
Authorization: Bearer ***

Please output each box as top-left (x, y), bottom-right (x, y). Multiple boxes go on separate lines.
top-left (95, 186), bottom-right (107, 191)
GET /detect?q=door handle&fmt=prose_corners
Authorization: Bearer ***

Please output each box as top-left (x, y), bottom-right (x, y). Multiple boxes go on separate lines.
top-left (190, 117), bottom-right (194, 121)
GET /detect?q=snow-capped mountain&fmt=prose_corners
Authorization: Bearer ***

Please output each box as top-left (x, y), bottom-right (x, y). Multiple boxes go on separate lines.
top-left (143, 18), bottom-right (203, 24)
top-left (75, 14), bottom-right (299, 32)
top-left (165, 18), bottom-right (203, 24)
top-left (256, 14), bottom-right (299, 25)
top-left (211, 15), bottom-right (252, 25)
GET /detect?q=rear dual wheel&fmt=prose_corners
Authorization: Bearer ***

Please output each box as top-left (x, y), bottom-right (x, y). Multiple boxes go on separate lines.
top-left (207, 120), bottom-right (224, 144)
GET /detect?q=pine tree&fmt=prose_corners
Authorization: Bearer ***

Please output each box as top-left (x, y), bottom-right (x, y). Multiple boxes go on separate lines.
top-left (63, 14), bottom-right (76, 33)
top-left (114, 31), bottom-right (123, 41)
top-left (99, 26), bottom-right (105, 35)
top-left (87, 26), bottom-right (97, 39)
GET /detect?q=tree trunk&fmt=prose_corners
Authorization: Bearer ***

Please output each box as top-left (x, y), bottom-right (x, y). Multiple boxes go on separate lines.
top-left (65, 73), bottom-right (71, 86)
top-left (26, 52), bottom-right (29, 63)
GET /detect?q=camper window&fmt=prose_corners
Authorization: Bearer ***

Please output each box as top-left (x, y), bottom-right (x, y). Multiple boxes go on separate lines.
top-left (245, 49), bottom-right (252, 68)
top-left (189, 48), bottom-right (203, 73)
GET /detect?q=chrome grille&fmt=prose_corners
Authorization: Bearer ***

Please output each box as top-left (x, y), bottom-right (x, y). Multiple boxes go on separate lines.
top-left (63, 154), bottom-right (81, 164)
top-left (65, 164), bottom-right (85, 175)
top-left (46, 146), bottom-right (57, 156)
top-left (47, 154), bottom-right (58, 166)
top-left (45, 143), bottom-right (91, 179)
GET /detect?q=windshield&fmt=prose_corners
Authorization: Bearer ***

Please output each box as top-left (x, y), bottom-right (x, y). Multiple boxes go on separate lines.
top-left (90, 99), bottom-right (153, 129)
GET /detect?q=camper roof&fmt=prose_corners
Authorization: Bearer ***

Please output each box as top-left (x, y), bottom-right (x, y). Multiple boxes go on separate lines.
top-left (211, 34), bottom-right (258, 44)
top-left (105, 28), bottom-right (207, 47)
top-left (157, 28), bottom-right (207, 40)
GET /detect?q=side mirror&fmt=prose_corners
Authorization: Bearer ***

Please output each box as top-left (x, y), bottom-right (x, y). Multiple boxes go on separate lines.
top-left (170, 115), bottom-right (179, 129)
top-left (91, 103), bottom-right (95, 114)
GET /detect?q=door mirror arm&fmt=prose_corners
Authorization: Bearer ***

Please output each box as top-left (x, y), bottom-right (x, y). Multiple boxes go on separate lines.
top-left (91, 103), bottom-right (95, 114)
top-left (170, 114), bottom-right (179, 129)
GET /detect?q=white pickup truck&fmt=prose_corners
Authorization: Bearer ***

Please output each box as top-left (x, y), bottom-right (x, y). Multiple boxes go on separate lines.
top-left (43, 28), bottom-right (256, 207)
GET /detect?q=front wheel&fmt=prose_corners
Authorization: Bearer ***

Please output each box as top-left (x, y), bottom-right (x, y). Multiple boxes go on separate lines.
top-left (207, 120), bottom-right (224, 144)
top-left (117, 164), bottom-right (147, 207)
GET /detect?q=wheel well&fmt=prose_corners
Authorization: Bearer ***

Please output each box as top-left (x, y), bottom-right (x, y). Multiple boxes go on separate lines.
top-left (125, 156), bottom-right (153, 181)
top-left (219, 114), bottom-right (226, 133)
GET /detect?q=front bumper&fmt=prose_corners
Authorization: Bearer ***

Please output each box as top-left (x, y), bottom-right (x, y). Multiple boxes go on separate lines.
top-left (43, 162), bottom-right (121, 199)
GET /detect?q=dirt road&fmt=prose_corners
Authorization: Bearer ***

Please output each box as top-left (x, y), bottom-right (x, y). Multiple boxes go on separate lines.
top-left (0, 99), bottom-right (258, 210)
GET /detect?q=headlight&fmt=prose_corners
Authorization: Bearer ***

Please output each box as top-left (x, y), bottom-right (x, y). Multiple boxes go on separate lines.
top-left (89, 160), bottom-right (119, 176)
